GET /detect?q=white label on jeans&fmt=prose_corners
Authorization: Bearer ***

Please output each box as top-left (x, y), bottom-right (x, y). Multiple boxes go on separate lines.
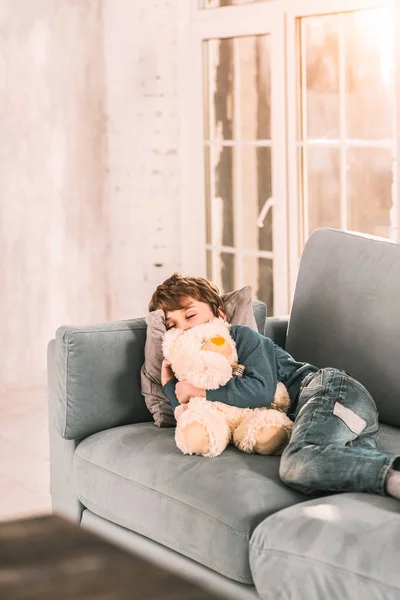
top-left (333, 402), bottom-right (367, 435)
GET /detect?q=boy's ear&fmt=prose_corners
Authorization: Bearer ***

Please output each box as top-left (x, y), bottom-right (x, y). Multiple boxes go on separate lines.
top-left (218, 307), bottom-right (227, 321)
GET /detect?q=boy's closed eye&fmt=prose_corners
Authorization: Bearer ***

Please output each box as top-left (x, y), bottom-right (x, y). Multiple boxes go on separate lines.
top-left (167, 313), bottom-right (196, 330)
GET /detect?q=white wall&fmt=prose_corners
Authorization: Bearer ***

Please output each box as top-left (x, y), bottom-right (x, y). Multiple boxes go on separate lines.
top-left (0, 0), bottom-right (183, 390)
top-left (103, 0), bottom-right (183, 319)
top-left (0, 0), bottom-right (109, 390)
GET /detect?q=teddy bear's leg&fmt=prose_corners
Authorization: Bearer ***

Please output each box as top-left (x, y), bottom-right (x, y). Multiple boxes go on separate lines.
top-left (177, 422), bottom-right (211, 455)
top-left (175, 400), bottom-right (231, 457)
top-left (233, 410), bottom-right (293, 456)
top-left (252, 425), bottom-right (289, 455)
top-left (270, 382), bottom-right (291, 413)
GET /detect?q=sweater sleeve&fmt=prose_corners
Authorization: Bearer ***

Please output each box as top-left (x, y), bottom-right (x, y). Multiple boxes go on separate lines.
top-left (274, 342), bottom-right (318, 402)
top-left (162, 379), bottom-right (180, 411)
top-left (206, 326), bottom-right (278, 409)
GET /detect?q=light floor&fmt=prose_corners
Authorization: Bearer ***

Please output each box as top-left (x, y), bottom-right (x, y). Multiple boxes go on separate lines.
top-left (0, 387), bottom-right (51, 522)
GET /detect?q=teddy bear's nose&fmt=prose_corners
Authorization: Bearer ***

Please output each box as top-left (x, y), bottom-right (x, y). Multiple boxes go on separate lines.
top-left (210, 336), bottom-right (225, 346)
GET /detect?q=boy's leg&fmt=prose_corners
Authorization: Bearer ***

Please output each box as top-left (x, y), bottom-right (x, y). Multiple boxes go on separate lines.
top-left (279, 368), bottom-right (398, 495)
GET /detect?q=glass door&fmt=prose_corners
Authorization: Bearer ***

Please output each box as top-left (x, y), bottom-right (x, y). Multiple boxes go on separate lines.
top-left (183, 4), bottom-right (288, 315)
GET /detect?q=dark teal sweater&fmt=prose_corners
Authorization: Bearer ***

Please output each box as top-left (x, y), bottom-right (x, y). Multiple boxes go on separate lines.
top-left (162, 325), bottom-right (318, 417)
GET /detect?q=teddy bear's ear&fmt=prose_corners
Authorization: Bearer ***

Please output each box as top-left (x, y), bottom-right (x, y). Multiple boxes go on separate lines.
top-left (162, 328), bottom-right (184, 361)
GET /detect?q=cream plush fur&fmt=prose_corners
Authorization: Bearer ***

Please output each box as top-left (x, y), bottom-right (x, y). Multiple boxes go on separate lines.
top-left (162, 319), bottom-right (293, 458)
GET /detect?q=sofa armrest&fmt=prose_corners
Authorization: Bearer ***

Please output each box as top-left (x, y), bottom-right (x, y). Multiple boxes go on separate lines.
top-left (48, 340), bottom-right (83, 522)
top-left (264, 315), bottom-right (290, 350)
top-left (49, 318), bottom-right (152, 442)
top-left (252, 300), bottom-right (267, 334)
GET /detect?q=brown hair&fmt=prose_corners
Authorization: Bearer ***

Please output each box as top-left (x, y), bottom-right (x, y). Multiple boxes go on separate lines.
top-left (149, 273), bottom-right (223, 317)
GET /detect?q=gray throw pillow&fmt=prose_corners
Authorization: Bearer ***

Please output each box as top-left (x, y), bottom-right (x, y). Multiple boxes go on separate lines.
top-left (140, 286), bottom-right (258, 427)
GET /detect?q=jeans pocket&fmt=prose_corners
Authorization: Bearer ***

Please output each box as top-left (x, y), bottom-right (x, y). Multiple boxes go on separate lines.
top-left (296, 395), bottom-right (323, 419)
top-left (302, 370), bottom-right (325, 391)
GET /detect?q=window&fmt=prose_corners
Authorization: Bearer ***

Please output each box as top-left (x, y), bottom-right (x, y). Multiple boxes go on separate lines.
top-left (296, 5), bottom-right (397, 241)
top-left (184, 0), bottom-right (399, 314)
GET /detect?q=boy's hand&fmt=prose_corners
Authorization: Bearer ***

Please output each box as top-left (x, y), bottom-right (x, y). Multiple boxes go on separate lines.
top-left (161, 358), bottom-right (174, 386)
top-left (175, 381), bottom-right (206, 404)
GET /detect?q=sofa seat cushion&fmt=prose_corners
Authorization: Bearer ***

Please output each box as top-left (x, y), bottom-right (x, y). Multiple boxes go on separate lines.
top-left (250, 493), bottom-right (400, 600)
top-left (73, 422), bottom-right (305, 584)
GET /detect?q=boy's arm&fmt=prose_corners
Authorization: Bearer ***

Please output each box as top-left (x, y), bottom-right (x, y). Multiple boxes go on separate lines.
top-left (205, 326), bottom-right (277, 408)
top-left (162, 379), bottom-right (180, 411)
top-left (161, 358), bottom-right (181, 411)
top-left (162, 326), bottom-right (279, 410)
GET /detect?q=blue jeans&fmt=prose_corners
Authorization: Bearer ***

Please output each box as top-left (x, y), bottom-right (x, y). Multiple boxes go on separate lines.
top-left (279, 368), bottom-right (398, 495)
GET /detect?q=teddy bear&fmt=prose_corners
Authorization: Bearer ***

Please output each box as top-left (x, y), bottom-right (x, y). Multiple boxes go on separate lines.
top-left (162, 318), bottom-right (293, 458)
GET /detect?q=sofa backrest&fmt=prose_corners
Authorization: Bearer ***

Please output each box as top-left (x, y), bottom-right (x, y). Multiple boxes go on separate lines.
top-left (286, 228), bottom-right (400, 428)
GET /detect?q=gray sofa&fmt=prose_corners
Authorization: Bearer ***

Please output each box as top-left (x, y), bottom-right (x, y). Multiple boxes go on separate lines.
top-left (47, 228), bottom-right (400, 600)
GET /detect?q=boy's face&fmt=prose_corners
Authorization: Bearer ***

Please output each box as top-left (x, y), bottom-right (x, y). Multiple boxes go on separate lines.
top-left (165, 297), bottom-right (224, 331)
